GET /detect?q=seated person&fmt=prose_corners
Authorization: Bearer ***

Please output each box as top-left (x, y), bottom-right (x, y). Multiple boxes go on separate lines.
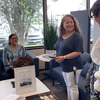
top-left (3, 33), bottom-right (26, 78)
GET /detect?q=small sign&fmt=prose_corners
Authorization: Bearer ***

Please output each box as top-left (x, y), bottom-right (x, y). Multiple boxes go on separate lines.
top-left (14, 65), bottom-right (36, 95)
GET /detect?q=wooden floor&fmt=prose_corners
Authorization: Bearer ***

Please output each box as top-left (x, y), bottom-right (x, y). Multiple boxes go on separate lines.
top-left (37, 70), bottom-right (68, 100)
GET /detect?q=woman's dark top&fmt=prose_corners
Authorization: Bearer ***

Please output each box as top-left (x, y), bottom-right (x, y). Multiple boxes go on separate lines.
top-left (54, 32), bottom-right (84, 72)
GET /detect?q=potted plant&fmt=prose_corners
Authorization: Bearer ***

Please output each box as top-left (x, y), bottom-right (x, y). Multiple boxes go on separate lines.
top-left (44, 19), bottom-right (58, 54)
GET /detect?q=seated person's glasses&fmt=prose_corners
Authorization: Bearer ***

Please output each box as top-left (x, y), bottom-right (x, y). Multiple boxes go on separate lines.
top-left (12, 38), bottom-right (17, 40)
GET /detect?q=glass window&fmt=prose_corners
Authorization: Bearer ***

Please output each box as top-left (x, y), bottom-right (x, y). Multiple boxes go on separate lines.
top-left (0, 24), bottom-right (10, 49)
top-left (90, 0), bottom-right (97, 8)
top-left (47, 0), bottom-right (86, 27)
top-left (25, 25), bottom-right (43, 47)
top-left (0, 1), bottom-right (96, 49)
top-left (0, 23), bottom-right (43, 49)
top-left (0, 1), bottom-right (43, 49)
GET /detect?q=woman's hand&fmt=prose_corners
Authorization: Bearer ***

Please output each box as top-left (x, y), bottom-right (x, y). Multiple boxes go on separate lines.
top-left (51, 52), bottom-right (57, 60)
top-left (55, 56), bottom-right (64, 63)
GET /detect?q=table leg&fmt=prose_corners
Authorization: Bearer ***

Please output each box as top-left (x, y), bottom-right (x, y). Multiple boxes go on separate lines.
top-left (41, 62), bottom-right (51, 81)
top-left (45, 62), bottom-right (49, 70)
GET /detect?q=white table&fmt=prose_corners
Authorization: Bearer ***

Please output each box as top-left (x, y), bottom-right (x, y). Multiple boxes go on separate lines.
top-left (36, 54), bottom-right (53, 81)
top-left (0, 78), bottom-right (50, 100)
top-left (36, 54), bottom-right (52, 62)
top-left (37, 54), bottom-right (52, 71)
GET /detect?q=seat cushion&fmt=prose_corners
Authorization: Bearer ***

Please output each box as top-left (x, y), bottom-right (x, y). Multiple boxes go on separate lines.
top-left (80, 62), bottom-right (91, 77)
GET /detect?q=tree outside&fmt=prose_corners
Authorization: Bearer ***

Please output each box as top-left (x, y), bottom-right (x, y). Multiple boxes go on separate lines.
top-left (0, 0), bottom-right (42, 46)
top-left (0, 0), bottom-right (59, 47)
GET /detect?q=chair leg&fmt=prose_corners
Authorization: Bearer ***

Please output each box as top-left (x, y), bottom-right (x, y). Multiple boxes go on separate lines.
top-left (52, 78), bottom-right (60, 86)
top-left (53, 78), bottom-right (55, 86)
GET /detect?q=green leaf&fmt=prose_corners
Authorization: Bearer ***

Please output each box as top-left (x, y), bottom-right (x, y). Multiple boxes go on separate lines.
top-left (44, 19), bottom-right (58, 50)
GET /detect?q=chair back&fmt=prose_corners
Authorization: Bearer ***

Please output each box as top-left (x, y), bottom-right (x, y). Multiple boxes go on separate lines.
top-left (0, 50), bottom-right (5, 70)
top-left (80, 52), bottom-right (92, 65)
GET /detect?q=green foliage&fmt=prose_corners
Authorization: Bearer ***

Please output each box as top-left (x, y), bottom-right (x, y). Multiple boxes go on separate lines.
top-left (44, 21), bottom-right (58, 50)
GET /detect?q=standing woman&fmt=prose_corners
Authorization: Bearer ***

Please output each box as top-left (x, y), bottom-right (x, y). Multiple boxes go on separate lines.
top-left (3, 33), bottom-right (26, 78)
top-left (54, 14), bottom-right (83, 100)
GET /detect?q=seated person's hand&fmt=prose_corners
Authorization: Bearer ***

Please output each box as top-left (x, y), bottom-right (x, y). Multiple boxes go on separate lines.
top-left (10, 65), bottom-right (14, 70)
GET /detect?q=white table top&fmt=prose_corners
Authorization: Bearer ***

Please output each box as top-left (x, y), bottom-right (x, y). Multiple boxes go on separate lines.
top-left (36, 54), bottom-right (52, 62)
top-left (0, 78), bottom-right (50, 100)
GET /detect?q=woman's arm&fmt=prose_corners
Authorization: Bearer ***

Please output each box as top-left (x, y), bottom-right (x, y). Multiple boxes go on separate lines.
top-left (3, 48), bottom-right (10, 66)
top-left (63, 52), bottom-right (82, 59)
top-left (55, 52), bottom-right (82, 63)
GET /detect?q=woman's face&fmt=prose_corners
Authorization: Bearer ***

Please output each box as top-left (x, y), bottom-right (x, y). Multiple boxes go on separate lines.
top-left (10, 35), bottom-right (18, 45)
top-left (63, 17), bottom-right (75, 33)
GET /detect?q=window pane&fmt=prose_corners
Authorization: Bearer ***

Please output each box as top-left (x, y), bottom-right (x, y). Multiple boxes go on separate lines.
top-left (0, 1), bottom-right (43, 49)
top-left (25, 25), bottom-right (43, 47)
top-left (47, 0), bottom-right (86, 16)
top-left (47, 0), bottom-right (86, 36)
top-left (90, 0), bottom-right (97, 8)
top-left (0, 24), bottom-right (10, 49)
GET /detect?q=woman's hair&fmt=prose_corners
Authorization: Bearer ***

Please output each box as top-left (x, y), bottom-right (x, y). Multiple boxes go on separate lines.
top-left (9, 33), bottom-right (18, 45)
top-left (59, 14), bottom-right (82, 37)
top-left (89, 0), bottom-right (100, 18)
